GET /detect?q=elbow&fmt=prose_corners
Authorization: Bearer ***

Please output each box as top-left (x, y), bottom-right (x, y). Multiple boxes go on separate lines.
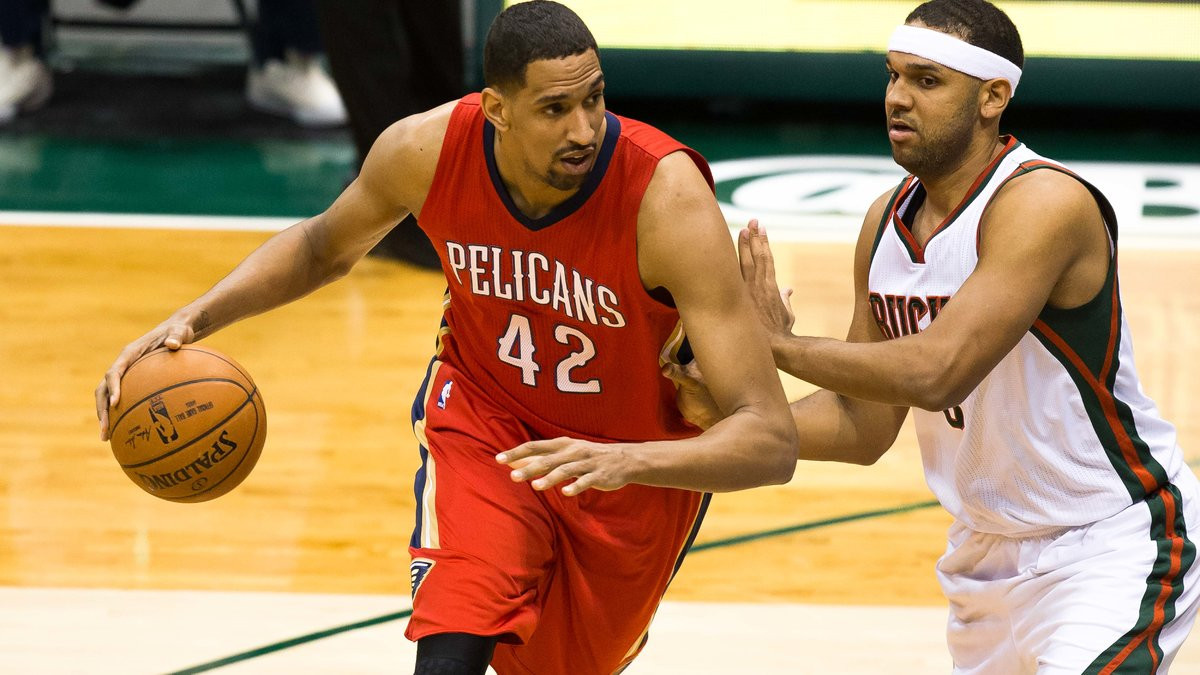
top-left (847, 446), bottom-right (888, 466)
top-left (812, 438), bottom-right (890, 466)
top-left (910, 368), bottom-right (971, 413)
top-left (915, 387), bottom-right (969, 413)
top-left (765, 452), bottom-right (797, 485)
top-left (298, 214), bottom-right (356, 286)
top-left (324, 257), bottom-right (355, 284)
top-left (764, 426), bottom-right (799, 485)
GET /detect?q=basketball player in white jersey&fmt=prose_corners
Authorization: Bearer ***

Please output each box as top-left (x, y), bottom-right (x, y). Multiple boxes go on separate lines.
top-left (659, 0), bottom-right (1200, 671)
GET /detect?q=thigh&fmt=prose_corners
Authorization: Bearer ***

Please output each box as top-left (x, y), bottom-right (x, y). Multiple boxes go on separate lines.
top-left (494, 485), bottom-right (709, 675)
top-left (1021, 485), bottom-right (1199, 674)
top-left (404, 360), bottom-right (555, 645)
top-left (937, 524), bottom-right (1028, 675)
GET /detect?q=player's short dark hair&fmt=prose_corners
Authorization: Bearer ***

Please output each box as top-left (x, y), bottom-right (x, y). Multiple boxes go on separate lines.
top-left (906, 0), bottom-right (1024, 69)
top-left (483, 1), bottom-right (599, 92)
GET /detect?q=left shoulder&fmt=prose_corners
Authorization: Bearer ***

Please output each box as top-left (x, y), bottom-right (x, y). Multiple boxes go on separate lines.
top-left (986, 166), bottom-right (1102, 240)
top-left (636, 150), bottom-right (729, 291)
top-left (979, 162), bottom-right (1108, 277)
top-left (641, 151), bottom-right (717, 220)
top-left (990, 165), bottom-right (1096, 217)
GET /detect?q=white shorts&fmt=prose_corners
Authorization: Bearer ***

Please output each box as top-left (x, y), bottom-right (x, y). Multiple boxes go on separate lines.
top-left (937, 478), bottom-right (1200, 674)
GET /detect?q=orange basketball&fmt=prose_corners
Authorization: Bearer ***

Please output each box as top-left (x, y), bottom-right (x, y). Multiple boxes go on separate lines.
top-left (108, 345), bottom-right (266, 503)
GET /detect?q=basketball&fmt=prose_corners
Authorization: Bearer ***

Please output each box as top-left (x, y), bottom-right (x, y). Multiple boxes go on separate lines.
top-left (108, 345), bottom-right (267, 503)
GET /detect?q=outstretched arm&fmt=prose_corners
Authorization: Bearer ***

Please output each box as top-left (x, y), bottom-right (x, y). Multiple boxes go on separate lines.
top-left (498, 151), bottom-right (798, 494)
top-left (765, 170), bottom-right (1109, 412)
top-left (667, 195), bottom-right (909, 465)
top-left (96, 103), bottom-right (454, 438)
top-left (674, 171), bottom-right (1108, 463)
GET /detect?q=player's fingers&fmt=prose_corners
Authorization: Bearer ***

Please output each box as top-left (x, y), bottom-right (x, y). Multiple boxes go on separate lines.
top-left (748, 225), bottom-right (776, 288)
top-left (561, 473), bottom-right (598, 497)
top-left (104, 365), bottom-right (123, 410)
top-left (509, 452), bottom-right (569, 481)
top-left (660, 362), bottom-right (692, 387)
top-left (737, 226), bottom-right (755, 282)
top-left (497, 437), bottom-right (572, 466)
top-left (530, 462), bottom-right (588, 491)
top-left (680, 360), bottom-right (705, 382)
top-left (506, 455), bottom-right (538, 472)
top-left (163, 325), bottom-right (191, 350)
top-left (496, 443), bottom-right (532, 466)
top-left (662, 363), bottom-right (707, 396)
top-left (95, 381), bottom-right (111, 441)
top-left (757, 225), bottom-right (779, 282)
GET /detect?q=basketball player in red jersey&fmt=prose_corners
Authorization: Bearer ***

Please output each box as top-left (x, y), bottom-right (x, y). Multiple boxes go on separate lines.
top-left (95, 2), bottom-right (797, 673)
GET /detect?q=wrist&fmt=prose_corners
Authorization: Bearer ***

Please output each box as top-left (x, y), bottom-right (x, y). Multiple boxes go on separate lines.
top-left (768, 330), bottom-right (793, 359)
top-left (619, 441), bottom-right (658, 487)
top-left (183, 307), bottom-right (214, 338)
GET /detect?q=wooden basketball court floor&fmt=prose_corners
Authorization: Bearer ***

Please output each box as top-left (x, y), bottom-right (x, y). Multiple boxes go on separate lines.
top-left (1, 218), bottom-right (1198, 673)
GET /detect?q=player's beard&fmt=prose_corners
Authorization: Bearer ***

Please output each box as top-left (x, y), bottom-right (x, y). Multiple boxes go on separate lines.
top-left (543, 165), bottom-right (589, 192)
top-left (892, 97), bottom-right (977, 179)
top-left (541, 148), bottom-right (594, 192)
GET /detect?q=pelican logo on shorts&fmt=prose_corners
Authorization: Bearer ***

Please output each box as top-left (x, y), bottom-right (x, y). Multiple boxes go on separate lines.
top-left (410, 558), bottom-right (436, 597)
top-left (437, 380), bottom-right (453, 409)
top-left (147, 395), bottom-right (179, 444)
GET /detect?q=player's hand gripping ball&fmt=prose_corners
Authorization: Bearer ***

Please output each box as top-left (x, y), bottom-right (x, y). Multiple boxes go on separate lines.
top-left (107, 345), bottom-right (266, 503)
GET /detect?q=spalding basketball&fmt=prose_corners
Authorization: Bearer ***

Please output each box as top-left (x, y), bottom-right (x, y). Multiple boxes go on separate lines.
top-left (108, 345), bottom-right (266, 503)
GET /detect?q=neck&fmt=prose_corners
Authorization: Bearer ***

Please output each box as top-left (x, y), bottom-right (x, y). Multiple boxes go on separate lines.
top-left (917, 134), bottom-right (1008, 216)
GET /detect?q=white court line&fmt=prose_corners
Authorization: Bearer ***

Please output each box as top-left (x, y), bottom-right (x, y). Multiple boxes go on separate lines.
top-left (0, 211), bottom-right (300, 232)
top-left (2, 588), bottom-right (1197, 674)
top-left (3, 209), bottom-right (1198, 251)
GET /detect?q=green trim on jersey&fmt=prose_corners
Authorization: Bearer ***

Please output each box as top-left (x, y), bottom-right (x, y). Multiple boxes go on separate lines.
top-left (1014, 161), bottom-right (1166, 500)
top-left (1029, 324), bottom-right (1154, 499)
top-left (1037, 258), bottom-right (1118, 382)
top-left (1032, 271), bottom-right (1170, 501)
top-left (869, 178), bottom-right (910, 262)
top-left (1084, 485), bottom-right (1196, 674)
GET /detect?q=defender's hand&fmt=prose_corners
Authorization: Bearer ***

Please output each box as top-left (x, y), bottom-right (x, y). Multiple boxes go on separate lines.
top-left (662, 361), bottom-right (723, 430)
top-left (738, 220), bottom-right (796, 339)
top-left (95, 319), bottom-right (195, 441)
top-left (497, 438), bottom-right (635, 496)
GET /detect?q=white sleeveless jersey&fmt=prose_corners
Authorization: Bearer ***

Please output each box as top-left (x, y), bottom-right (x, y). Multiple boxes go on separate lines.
top-left (868, 137), bottom-right (1188, 536)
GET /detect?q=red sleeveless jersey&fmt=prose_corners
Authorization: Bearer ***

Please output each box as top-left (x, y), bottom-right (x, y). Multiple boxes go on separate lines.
top-left (418, 94), bottom-right (714, 442)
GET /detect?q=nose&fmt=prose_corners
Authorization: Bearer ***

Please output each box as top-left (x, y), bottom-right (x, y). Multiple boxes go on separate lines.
top-left (565, 106), bottom-right (594, 146)
top-left (885, 78), bottom-right (912, 114)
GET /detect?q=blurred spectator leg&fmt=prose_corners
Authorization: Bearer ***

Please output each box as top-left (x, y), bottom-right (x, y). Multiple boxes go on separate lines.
top-left (0, 0), bottom-right (52, 124)
top-left (246, 0), bottom-right (346, 128)
top-left (314, 0), bottom-right (466, 268)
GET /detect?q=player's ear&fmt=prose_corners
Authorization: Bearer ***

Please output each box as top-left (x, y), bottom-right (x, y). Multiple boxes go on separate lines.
top-left (481, 87), bottom-right (511, 133)
top-left (979, 78), bottom-right (1011, 122)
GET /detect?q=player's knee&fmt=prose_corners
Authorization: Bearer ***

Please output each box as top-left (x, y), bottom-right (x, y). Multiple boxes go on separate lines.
top-left (414, 633), bottom-right (498, 675)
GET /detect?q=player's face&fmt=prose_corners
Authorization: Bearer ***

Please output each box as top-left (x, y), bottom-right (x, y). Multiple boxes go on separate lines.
top-left (884, 52), bottom-right (982, 178)
top-left (507, 50), bottom-right (606, 192)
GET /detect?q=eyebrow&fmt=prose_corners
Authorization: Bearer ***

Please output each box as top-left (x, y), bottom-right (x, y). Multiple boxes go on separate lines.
top-left (533, 74), bottom-right (606, 106)
top-left (885, 56), bottom-right (945, 74)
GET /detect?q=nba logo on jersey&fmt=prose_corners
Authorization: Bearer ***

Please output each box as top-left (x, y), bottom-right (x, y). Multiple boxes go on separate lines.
top-left (437, 380), bottom-right (452, 409)
top-left (410, 558), bottom-right (435, 597)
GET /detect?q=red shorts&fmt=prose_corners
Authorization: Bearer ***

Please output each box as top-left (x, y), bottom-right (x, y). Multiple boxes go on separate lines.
top-left (404, 358), bottom-right (708, 675)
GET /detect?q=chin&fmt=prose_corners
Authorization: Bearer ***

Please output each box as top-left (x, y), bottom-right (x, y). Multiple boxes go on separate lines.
top-left (890, 149), bottom-right (919, 175)
top-left (546, 172), bottom-right (587, 192)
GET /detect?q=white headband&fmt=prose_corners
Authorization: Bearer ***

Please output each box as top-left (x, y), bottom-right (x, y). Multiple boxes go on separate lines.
top-left (888, 24), bottom-right (1021, 94)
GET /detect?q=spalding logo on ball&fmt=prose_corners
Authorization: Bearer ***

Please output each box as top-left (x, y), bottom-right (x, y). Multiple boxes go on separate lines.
top-left (108, 345), bottom-right (266, 503)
